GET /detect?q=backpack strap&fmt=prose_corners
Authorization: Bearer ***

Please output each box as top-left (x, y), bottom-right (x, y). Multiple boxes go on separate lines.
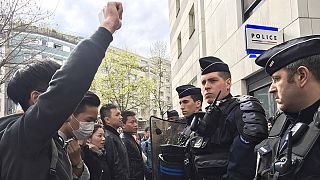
top-left (49, 138), bottom-right (59, 177)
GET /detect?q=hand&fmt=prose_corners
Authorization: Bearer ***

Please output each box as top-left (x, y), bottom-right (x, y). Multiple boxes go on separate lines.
top-left (67, 139), bottom-right (82, 166)
top-left (100, 2), bottom-right (123, 33)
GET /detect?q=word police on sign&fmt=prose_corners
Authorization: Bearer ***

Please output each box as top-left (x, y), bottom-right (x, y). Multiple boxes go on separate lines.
top-left (245, 24), bottom-right (283, 58)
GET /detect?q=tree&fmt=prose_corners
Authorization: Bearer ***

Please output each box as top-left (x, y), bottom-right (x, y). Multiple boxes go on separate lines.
top-left (149, 41), bottom-right (171, 118)
top-left (0, 0), bottom-right (52, 84)
top-left (91, 49), bottom-right (154, 111)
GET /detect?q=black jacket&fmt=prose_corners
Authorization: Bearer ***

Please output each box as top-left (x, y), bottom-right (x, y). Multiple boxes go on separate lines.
top-left (104, 125), bottom-right (129, 180)
top-left (0, 27), bottom-right (113, 180)
top-left (121, 132), bottom-right (144, 180)
top-left (81, 144), bottom-right (111, 180)
top-left (190, 94), bottom-right (267, 180)
top-left (256, 99), bottom-right (320, 180)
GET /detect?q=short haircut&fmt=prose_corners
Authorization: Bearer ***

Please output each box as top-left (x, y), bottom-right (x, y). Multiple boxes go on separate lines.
top-left (7, 60), bottom-right (61, 111)
top-left (285, 54), bottom-right (320, 83)
top-left (73, 91), bottom-right (100, 116)
top-left (218, 71), bottom-right (231, 80)
top-left (90, 124), bottom-right (104, 138)
top-left (121, 110), bottom-right (136, 124)
top-left (99, 103), bottom-right (118, 125)
top-left (144, 126), bottom-right (150, 132)
top-left (190, 94), bottom-right (203, 105)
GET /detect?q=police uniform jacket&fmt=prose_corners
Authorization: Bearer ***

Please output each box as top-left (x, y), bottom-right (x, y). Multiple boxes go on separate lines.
top-left (104, 125), bottom-right (130, 180)
top-left (0, 27), bottom-right (113, 180)
top-left (190, 94), bottom-right (267, 180)
top-left (121, 132), bottom-right (145, 180)
top-left (256, 99), bottom-right (320, 180)
top-left (283, 100), bottom-right (320, 179)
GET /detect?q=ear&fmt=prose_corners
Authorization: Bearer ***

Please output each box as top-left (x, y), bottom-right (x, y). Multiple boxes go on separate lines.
top-left (225, 78), bottom-right (232, 91)
top-left (28, 90), bottom-right (42, 105)
top-left (104, 117), bottom-right (110, 125)
top-left (195, 100), bottom-right (202, 109)
top-left (296, 66), bottom-right (309, 87)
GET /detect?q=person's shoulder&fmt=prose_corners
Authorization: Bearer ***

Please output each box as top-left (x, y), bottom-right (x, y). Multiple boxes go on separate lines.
top-left (0, 113), bottom-right (23, 130)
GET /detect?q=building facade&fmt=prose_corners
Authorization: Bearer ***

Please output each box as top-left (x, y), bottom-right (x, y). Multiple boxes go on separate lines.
top-left (169, 0), bottom-right (320, 118)
top-left (0, 29), bottom-right (80, 116)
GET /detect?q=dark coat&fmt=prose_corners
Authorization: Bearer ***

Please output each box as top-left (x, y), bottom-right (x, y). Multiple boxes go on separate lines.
top-left (81, 144), bottom-right (111, 180)
top-left (122, 132), bottom-right (145, 180)
top-left (257, 99), bottom-right (320, 180)
top-left (104, 125), bottom-right (130, 180)
top-left (0, 27), bottom-right (113, 180)
top-left (190, 94), bottom-right (267, 180)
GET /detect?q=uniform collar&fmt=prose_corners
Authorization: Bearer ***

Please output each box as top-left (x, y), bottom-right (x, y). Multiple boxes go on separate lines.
top-left (286, 98), bottom-right (320, 124)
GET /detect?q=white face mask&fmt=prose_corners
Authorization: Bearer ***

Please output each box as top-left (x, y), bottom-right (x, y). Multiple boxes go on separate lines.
top-left (69, 115), bottom-right (95, 140)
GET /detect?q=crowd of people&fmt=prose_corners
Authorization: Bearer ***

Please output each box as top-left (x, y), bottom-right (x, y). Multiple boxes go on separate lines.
top-left (0, 1), bottom-right (320, 180)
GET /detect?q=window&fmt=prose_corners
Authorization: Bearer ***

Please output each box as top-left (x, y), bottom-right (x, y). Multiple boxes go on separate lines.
top-left (41, 39), bottom-right (47, 46)
top-left (177, 33), bottom-right (182, 58)
top-left (160, 91), bottom-right (164, 97)
top-left (54, 43), bottom-right (62, 50)
top-left (47, 41), bottom-right (54, 48)
top-left (246, 70), bottom-right (276, 119)
top-left (62, 45), bottom-right (71, 52)
top-left (189, 4), bottom-right (195, 38)
top-left (242, 0), bottom-right (265, 22)
top-left (176, 0), bottom-right (180, 17)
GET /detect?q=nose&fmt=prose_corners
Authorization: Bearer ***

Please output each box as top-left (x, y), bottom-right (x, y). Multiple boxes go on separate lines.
top-left (269, 83), bottom-right (276, 94)
top-left (102, 136), bottom-right (105, 141)
top-left (204, 81), bottom-right (210, 90)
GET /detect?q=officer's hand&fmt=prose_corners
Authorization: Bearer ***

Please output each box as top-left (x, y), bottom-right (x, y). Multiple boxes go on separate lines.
top-left (67, 139), bottom-right (82, 166)
top-left (100, 2), bottom-right (123, 34)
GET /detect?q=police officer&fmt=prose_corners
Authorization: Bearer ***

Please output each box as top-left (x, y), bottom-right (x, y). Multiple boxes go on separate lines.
top-left (175, 84), bottom-right (203, 145)
top-left (176, 84), bottom-right (203, 118)
top-left (188, 56), bottom-right (268, 180)
top-left (255, 35), bottom-right (320, 179)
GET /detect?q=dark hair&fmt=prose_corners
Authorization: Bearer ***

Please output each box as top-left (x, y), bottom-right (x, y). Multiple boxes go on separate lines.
top-left (285, 54), bottom-right (320, 83)
top-left (121, 110), bottom-right (136, 124)
top-left (90, 124), bottom-right (104, 138)
top-left (218, 71), bottom-right (231, 80)
top-left (7, 60), bottom-right (61, 111)
top-left (190, 94), bottom-right (203, 105)
top-left (73, 91), bottom-right (100, 116)
top-left (99, 103), bottom-right (118, 125)
top-left (144, 126), bottom-right (150, 132)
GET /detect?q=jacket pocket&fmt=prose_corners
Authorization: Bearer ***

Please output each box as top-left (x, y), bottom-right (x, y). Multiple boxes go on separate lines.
top-left (194, 153), bottom-right (228, 175)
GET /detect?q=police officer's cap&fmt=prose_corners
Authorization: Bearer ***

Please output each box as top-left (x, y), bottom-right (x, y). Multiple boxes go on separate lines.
top-left (167, 110), bottom-right (179, 118)
top-left (199, 56), bottom-right (230, 75)
top-left (255, 35), bottom-right (320, 75)
top-left (176, 84), bottom-right (201, 99)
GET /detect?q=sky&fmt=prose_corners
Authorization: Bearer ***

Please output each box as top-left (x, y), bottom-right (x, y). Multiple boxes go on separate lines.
top-left (40, 0), bottom-right (170, 58)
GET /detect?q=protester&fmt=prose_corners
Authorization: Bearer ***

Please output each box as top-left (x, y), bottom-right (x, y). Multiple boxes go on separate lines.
top-left (0, 2), bottom-right (122, 179)
top-left (121, 110), bottom-right (144, 180)
top-left (141, 127), bottom-right (152, 180)
top-left (81, 124), bottom-right (111, 180)
top-left (100, 103), bottom-right (129, 180)
top-left (58, 91), bottom-right (100, 178)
